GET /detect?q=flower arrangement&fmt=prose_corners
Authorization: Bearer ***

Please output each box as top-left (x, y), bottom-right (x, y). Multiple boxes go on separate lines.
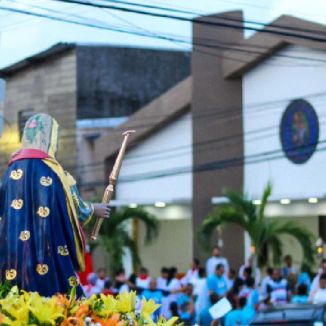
top-left (0, 286), bottom-right (179, 326)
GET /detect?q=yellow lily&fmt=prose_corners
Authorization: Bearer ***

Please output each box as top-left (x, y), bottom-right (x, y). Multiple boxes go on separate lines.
top-left (140, 298), bottom-right (160, 321)
top-left (29, 293), bottom-right (64, 325)
top-left (0, 288), bottom-right (29, 323)
top-left (0, 312), bottom-right (15, 325)
top-left (99, 294), bottom-right (118, 318)
top-left (116, 292), bottom-right (136, 314)
top-left (157, 316), bottom-right (179, 326)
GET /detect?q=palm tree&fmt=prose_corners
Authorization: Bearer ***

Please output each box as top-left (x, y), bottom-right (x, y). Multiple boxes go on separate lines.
top-left (96, 207), bottom-right (159, 275)
top-left (198, 183), bottom-right (315, 267)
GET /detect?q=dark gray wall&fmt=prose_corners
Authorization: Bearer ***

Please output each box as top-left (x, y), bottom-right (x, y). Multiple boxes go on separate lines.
top-left (192, 12), bottom-right (245, 269)
top-left (76, 46), bottom-right (190, 119)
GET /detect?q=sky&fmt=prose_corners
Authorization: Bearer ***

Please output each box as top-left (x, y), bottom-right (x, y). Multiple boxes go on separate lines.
top-left (0, 0), bottom-right (326, 69)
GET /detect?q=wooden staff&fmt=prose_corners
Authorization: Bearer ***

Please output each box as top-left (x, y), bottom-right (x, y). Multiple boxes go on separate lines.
top-left (91, 130), bottom-right (135, 241)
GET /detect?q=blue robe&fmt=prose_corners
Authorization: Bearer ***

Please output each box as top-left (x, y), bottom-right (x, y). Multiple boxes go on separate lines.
top-left (0, 158), bottom-right (92, 297)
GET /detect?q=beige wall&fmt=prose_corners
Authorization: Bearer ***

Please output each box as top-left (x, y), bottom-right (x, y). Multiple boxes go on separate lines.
top-left (137, 219), bottom-right (193, 277)
top-left (0, 50), bottom-right (77, 175)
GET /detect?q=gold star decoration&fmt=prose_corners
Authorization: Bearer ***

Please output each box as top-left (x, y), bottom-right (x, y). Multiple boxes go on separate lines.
top-left (40, 176), bottom-right (53, 186)
top-left (19, 231), bottom-right (30, 241)
top-left (37, 207), bottom-right (50, 218)
top-left (10, 169), bottom-right (23, 180)
top-left (11, 199), bottom-right (23, 210)
top-left (5, 269), bottom-right (17, 280)
top-left (36, 264), bottom-right (49, 276)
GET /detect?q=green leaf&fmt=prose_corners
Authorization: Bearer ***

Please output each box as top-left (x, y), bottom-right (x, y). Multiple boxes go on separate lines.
top-left (98, 207), bottom-right (159, 275)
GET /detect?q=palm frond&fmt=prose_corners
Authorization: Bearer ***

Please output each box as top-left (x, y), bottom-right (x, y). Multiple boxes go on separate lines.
top-left (269, 220), bottom-right (315, 265)
top-left (101, 207), bottom-right (159, 244)
top-left (119, 229), bottom-right (141, 269)
top-left (100, 210), bottom-right (122, 237)
top-left (267, 235), bottom-right (283, 266)
top-left (119, 207), bottom-right (160, 244)
top-left (200, 183), bottom-right (315, 268)
top-left (258, 182), bottom-right (272, 222)
top-left (223, 188), bottom-right (257, 222)
top-left (99, 230), bottom-right (125, 274)
top-left (98, 207), bottom-right (160, 275)
top-left (198, 206), bottom-right (247, 251)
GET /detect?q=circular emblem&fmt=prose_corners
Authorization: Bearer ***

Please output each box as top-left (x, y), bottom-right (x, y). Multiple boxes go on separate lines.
top-left (280, 99), bottom-right (319, 164)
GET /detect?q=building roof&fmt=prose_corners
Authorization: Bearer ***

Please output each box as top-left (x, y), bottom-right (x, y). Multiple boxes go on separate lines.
top-left (223, 15), bottom-right (326, 78)
top-left (94, 76), bottom-right (192, 162)
top-left (0, 43), bottom-right (76, 78)
top-left (0, 42), bottom-right (190, 78)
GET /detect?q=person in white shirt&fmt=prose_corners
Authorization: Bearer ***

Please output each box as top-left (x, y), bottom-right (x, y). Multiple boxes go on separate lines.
top-left (282, 255), bottom-right (298, 279)
top-left (83, 273), bottom-right (102, 298)
top-left (260, 267), bottom-right (273, 299)
top-left (310, 273), bottom-right (326, 304)
top-left (239, 256), bottom-right (261, 286)
top-left (206, 246), bottom-right (229, 277)
top-left (226, 268), bottom-right (237, 291)
top-left (161, 267), bottom-right (182, 318)
top-left (266, 268), bottom-right (289, 305)
top-left (192, 267), bottom-right (206, 298)
top-left (157, 267), bottom-right (169, 291)
top-left (181, 258), bottom-right (200, 286)
top-left (95, 267), bottom-right (109, 292)
top-left (136, 267), bottom-right (151, 290)
top-left (310, 259), bottom-right (326, 297)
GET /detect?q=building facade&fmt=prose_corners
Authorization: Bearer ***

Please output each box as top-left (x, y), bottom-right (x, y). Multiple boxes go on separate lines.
top-left (0, 44), bottom-right (190, 179)
top-left (1, 13), bottom-right (326, 275)
top-left (95, 12), bottom-right (326, 274)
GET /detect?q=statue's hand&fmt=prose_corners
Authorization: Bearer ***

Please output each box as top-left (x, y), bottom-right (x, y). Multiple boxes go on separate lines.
top-left (93, 203), bottom-right (111, 219)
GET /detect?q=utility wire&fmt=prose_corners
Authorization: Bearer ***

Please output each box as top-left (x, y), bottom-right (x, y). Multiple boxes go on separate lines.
top-left (5, 0), bottom-right (326, 66)
top-left (77, 140), bottom-right (326, 186)
top-left (100, 0), bottom-right (326, 38)
top-left (2, 3), bottom-right (326, 66)
top-left (52, 0), bottom-right (326, 43)
top-left (3, 88), bottom-right (325, 159)
top-left (66, 112), bottom-right (326, 172)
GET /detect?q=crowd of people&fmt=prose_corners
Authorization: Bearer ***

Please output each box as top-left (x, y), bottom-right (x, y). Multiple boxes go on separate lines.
top-left (80, 246), bottom-right (326, 326)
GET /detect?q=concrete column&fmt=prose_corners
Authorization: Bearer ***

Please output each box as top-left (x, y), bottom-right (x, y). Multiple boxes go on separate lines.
top-left (192, 11), bottom-right (245, 268)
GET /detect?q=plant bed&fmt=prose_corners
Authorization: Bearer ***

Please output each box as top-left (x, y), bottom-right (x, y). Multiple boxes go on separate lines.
top-left (0, 286), bottom-right (179, 326)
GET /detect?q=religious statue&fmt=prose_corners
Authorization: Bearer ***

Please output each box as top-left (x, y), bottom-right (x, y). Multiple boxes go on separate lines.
top-left (0, 113), bottom-right (110, 297)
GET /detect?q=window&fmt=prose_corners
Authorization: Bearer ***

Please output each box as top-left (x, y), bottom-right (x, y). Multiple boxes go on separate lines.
top-left (18, 110), bottom-right (34, 140)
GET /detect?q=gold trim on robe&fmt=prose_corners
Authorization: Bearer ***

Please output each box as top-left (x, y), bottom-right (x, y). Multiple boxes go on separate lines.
top-left (42, 158), bottom-right (85, 271)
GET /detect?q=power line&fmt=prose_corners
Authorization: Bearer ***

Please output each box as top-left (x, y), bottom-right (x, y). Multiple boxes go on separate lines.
top-left (5, 0), bottom-right (326, 62)
top-left (0, 5), bottom-right (326, 157)
top-left (2, 3), bottom-right (326, 67)
top-left (77, 139), bottom-right (326, 187)
top-left (100, 0), bottom-right (326, 39)
top-left (100, 0), bottom-right (199, 16)
top-left (70, 111), bottom-right (326, 172)
top-left (7, 0), bottom-right (326, 45)
top-left (51, 0), bottom-right (326, 43)
top-left (3, 87), bottom-right (326, 158)
top-left (1, 107), bottom-right (322, 189)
